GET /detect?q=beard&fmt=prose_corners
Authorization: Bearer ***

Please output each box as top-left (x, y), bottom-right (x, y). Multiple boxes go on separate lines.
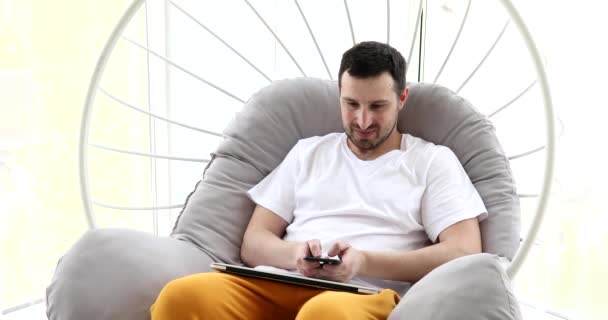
top-left (345, 117), bottom-right (398, 150)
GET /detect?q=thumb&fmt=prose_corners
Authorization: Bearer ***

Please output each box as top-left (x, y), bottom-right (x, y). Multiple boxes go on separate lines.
top-left (327, 241), bottom-right (350, 257)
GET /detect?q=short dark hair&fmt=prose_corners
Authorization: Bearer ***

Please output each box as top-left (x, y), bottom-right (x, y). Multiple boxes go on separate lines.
top-left (338, 41), bottom-right (407, 96)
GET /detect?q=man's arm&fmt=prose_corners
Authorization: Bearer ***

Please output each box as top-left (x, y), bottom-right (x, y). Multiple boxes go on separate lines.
top-left (359, 217), bottom-right (482, 282)
top-left (318, 217), bottom-right (482, 283)
top-left (240, 205), bottom-right (293, 269)
top-left (241, 205), bottom-right (323, 274)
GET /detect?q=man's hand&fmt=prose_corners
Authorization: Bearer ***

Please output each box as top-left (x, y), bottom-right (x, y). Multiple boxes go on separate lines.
top-left (313, 241), bottom-right (364, 282)
top-left (293, 239), bottom-right (323, 277)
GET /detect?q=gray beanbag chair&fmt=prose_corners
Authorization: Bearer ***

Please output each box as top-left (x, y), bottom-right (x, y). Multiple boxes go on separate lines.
top-left (47, 78), bottom-right (521, 320)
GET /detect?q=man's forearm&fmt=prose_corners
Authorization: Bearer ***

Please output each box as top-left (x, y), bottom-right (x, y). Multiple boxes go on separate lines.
top-left (241, 227), bottom-right (299, 270)
top-left (359, 241), bottom-right (478, 283)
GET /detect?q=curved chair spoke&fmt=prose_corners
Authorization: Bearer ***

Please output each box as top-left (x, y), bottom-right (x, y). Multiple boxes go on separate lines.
top-left (242, 0), bottom-right (307, 77)
top-left (294, 0), bottom-right (332, 80)
top-left (407, 0), bottom-right (423, 68)
top-left (93, 201), bottom-right (184, 211)
top-left (80, 0), bottom-right (147, 229)
top-left (90, 143), bottom-right (210, 163)
top-left (456, 20), bottom-right (510, 94)
top-left (99, 87), bottom-right (223, 137)
top-left (343, 0), bottom-right (356, 45)
top-left (498, 0), bottom-right (555, 279)
top-left (122, 36), bottom-right (246, 103)
top-left (1, 298), bottom-right (44, 315)
top-left (518, 194), bottom-right (539, 198)
top-left (386, 0), bottom-right (390, 44)
top-left (508, 145), bottom-right (545, 161)
top-left (488, 80), bottom-right (537, 118)
top-left (169, 0), bottom-right (272, 83)
top-left (432, 0), bottom-right (472, 83)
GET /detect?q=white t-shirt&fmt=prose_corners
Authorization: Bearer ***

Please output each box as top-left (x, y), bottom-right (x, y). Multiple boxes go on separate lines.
top-left (247, 132), bottom-right (487, 296)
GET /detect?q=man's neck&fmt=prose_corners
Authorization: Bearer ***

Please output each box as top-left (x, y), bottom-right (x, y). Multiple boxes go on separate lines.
top-left (347, 131), bottom-right (402, 161)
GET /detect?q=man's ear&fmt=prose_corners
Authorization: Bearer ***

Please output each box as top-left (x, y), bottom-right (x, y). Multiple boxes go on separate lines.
top-left (398, 87), bottom-right (409, 110)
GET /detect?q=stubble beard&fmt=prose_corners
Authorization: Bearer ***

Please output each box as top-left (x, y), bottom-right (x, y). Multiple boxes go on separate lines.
top-left (346, 117), bottom-right (398, 151)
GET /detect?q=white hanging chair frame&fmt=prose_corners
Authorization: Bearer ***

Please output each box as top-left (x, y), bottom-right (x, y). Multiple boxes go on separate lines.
top-left (78, 0), bottom-right (555, 279)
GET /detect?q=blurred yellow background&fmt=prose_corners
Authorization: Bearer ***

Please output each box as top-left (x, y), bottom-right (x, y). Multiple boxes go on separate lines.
top-left (0, 0), bottom-right (145, 307)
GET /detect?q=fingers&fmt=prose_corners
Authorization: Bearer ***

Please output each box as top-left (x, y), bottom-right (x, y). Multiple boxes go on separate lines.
top-left (306, 239), bottom-right (322, 257)
top-left (315, 264), bottom-right (348, 282)
top-left (296, 258), bottom-right (320, 276)
top-left (327, 241), bottom-right (350, 257)
top-left (316, 242), bottom-right (358, 282)
top-left (295, 239), bottom-right (322, 277)
top-left (297, 240), bottom-right (357, 282)
top-left (301, 263), bottom-right (342, 281)
top-left (300, 266), bottom-right (321, 278)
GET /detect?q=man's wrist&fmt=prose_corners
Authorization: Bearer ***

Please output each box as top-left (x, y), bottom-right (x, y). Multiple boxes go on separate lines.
top-left (358, 250), bottom-right (371, 277)
top-left (288, 241), bottom-right (303, 270)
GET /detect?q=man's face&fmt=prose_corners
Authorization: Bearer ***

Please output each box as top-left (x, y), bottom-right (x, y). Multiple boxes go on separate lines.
top-left (339, 71), bottom-right (407, 151)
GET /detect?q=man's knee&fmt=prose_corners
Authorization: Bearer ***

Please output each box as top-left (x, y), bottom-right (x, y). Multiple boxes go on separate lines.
top-left (151, 273), bottom-right (225, 317)
top-left (297, 290), bottom-right (398, 320)
top-left (296, 292), bottom-right (351, 320)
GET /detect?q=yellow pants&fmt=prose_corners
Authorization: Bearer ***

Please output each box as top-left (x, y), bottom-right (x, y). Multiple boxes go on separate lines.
top-left (150, 272), bottom-right (400, 320)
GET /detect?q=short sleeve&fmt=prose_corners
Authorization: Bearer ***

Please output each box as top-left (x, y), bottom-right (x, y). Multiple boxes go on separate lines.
top-left (247, 142), bottom-right (301, 223)
top-left (421, 147), bottom-right (488, 243)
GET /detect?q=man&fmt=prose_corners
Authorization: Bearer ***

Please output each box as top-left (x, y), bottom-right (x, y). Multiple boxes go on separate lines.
top-left (150, 41), bottom-right (487, 320)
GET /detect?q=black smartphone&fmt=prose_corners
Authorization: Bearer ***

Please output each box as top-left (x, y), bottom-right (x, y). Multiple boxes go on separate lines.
top-left (303, 256), bottom-right (342, 265)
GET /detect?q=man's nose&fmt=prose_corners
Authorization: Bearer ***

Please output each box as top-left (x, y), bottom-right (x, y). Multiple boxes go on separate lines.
top-left (357, 108), bottom-right (372, 130)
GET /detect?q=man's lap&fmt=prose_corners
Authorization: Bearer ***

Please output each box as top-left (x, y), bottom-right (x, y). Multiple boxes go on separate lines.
top-left (150, 272), bottom-right (399, 320)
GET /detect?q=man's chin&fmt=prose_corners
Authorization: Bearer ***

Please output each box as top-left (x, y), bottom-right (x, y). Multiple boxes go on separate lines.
top-left (351, 138), bottom-right (377, 150)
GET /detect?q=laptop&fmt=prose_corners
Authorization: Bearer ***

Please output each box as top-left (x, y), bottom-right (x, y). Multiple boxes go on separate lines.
top-left (210, 262), bottom-right (381, 294)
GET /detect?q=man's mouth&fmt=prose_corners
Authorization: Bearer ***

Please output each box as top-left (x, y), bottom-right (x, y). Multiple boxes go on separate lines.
top-left (354, 129), bottom-right (375, 138)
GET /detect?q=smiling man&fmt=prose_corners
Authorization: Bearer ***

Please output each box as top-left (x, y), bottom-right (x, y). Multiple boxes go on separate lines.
top-left (151, 41), bottom-right (488, 320)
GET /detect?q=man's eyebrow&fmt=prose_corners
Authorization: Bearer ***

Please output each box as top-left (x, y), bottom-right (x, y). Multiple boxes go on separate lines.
top-left (341, 97), bottom-right (389, 104)
top-left (370, 99), bottom-right (389, 104)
